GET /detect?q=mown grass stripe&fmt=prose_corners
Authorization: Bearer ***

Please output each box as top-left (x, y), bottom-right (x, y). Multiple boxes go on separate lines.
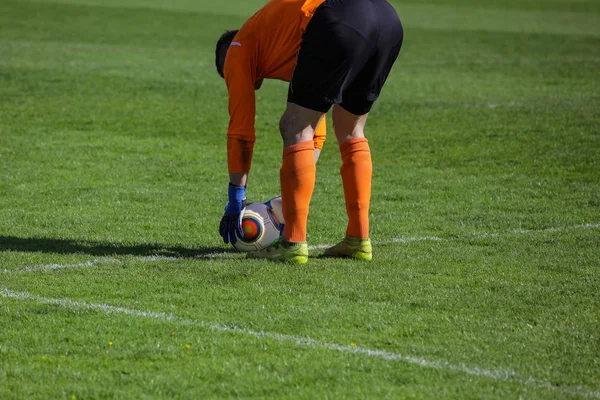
top-left (1, 287), bottom-right (598, 399)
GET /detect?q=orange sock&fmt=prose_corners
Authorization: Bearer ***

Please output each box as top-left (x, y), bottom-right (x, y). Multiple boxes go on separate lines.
top-left (340, 138), bottom-right (372, 239)
top-left (280, 140), bottom-right (316, 243)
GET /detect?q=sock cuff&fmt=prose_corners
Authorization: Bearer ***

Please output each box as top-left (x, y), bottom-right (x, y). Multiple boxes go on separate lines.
top-left (283, 140), bottom-right (315, 158)
top-left (340, 137), bottom-right (369, 156)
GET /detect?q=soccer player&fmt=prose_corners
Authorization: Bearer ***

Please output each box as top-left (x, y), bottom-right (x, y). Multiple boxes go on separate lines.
top-left (216, 0), bottom-right (403, 264)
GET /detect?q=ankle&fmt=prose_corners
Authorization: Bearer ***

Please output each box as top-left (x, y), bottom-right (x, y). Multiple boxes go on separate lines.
top-left (345, 236), bottom-right (370, 245)
top-left (281, 238), bottom-right (306, 250)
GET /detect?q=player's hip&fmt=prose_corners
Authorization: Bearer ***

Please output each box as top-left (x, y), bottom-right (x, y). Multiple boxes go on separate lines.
top-left (311, 0), bottom-right (403, 44)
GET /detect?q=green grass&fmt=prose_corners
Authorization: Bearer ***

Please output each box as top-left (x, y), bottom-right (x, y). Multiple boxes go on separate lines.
top-left (1, 0), bottom-right (599, 398)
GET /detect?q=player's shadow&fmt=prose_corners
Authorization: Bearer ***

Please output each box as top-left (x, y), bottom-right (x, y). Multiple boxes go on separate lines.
top-left (0, 236), bottom-right (235, 259)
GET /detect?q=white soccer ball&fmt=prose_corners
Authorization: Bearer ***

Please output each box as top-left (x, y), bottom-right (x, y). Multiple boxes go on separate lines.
top-left (266, 196), bottom-right (284, 224)
top-left (233, 202), bottom-right (282, 252)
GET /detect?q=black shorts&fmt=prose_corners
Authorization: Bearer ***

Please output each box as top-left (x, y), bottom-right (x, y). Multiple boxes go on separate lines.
top-left (288, 0), bottom-right (403, 115)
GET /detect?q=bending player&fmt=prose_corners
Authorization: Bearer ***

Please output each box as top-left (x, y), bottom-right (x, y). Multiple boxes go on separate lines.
top-left (216, 0), bottom-right (403, 264)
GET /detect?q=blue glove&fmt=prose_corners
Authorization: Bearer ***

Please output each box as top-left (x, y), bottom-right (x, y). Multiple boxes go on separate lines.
top-left (219, 183), bottom-right (246, 244)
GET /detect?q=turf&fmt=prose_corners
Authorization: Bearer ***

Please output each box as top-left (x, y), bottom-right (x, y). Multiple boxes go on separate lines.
top-left (1, 0), bottom-right (599, 398)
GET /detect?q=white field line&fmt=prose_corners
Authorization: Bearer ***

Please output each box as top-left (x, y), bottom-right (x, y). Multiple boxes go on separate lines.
top-left (0, 255), bottom-right (243, 275)
top-left (1, 258), bottom-right (121, 274)
top-left (316, 222), bottom-right (600, 248)
top-left (0, 254), bottom-right (234, 274)
top-left (2, 222), bottom-right (599, 273)
top-left (1, 288), bottom-right (598, 399)
top-left (389, 222), bottom-right (600, 244)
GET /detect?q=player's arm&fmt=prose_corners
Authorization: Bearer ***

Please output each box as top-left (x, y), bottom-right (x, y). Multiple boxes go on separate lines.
top-left (219, 46), bottom-right (257, 244)
top-left (226, 84), bottom-right (255, 187)
top-left (225, 47), bottom-right (257, 185)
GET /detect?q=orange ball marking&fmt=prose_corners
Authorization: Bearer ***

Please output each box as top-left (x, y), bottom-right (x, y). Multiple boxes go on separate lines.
top-left (242, 218), bottom-right (261, 241)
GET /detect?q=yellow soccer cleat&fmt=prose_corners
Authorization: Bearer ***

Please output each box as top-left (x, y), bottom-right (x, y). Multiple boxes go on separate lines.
top-left (323, 237), bottom-right (372, 261)
top-left (247, 239), bottom-right (309, 264)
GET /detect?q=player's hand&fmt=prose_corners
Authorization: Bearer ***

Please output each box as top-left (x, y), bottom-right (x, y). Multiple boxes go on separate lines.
top-left (219, 184), bottom-right (246, 244)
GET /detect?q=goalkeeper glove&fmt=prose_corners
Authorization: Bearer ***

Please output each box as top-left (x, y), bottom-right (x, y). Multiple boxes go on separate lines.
top-left (219, 183), bottom-right (246, 244)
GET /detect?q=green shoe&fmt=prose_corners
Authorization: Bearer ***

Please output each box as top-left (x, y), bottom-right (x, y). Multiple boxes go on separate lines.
top-left (323, 237), bottom-right (372, 261)
top-left (247, 238), bottom-right (309, 264)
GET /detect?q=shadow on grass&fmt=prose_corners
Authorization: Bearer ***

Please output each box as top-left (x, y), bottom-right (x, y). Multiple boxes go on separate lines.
top-left (0, 236), bottom-right (235, 258)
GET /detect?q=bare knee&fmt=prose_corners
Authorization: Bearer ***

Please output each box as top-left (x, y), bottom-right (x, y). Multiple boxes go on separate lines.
top-left (279, 111), bottom-right (298, 144)
top-left (279, 104), bottom-right (324, 147)
top-left (332, 105), bottom-right (369, 145)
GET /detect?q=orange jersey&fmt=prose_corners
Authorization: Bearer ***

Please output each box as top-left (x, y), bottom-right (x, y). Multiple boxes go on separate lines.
top-left (224, 0), bottom-right (327, 173)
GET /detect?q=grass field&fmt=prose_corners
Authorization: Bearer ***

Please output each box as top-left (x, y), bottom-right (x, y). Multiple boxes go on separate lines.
top-left (1, 0), bottom-right (599, 398)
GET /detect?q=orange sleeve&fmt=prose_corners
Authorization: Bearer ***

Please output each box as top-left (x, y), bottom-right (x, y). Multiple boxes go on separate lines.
top-left (224, 44), bottom-right (256, 174)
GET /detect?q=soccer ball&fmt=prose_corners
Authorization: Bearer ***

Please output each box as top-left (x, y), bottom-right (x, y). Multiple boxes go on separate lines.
top-left (233, 201), bottom-right (283, 252)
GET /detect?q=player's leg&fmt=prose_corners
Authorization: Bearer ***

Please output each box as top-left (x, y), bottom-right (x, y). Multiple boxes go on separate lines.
top-left (323, 106), bottom-right (374, 260)
top-left (278, 103), bottom-right (324, 244)
top-left (333, 106), bottom-right (371, 240)
top-left (324, 0), bottom-right (403, 260)
top-left (246, 103), bottom-right (324, 263)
